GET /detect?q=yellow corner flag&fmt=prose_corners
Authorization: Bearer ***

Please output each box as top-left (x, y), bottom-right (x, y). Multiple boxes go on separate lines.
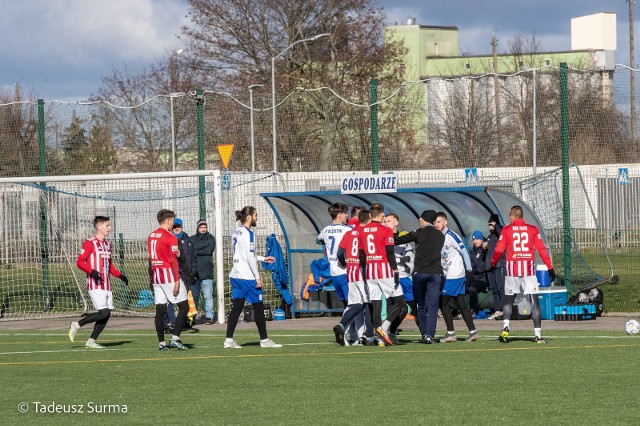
top-left (217, 144), bottom-right (234, 169)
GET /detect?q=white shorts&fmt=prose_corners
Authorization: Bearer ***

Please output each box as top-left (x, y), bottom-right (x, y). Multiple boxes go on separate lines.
top-left (367, 278), bottom-right (403, 300)
top-left (505, 275), bottom-right (539, 296)
top-left (88, 289), bottom-right (114, 310)
top-left (347, 281), bottom-right (369, 305)
top-left (153, 280), bottom-right (188, 305)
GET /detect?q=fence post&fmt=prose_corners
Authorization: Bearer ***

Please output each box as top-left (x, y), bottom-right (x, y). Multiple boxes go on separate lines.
top-left (559, 63), bottom-right (572, 293)
top-left (370, 79), bottom-right (379, 174)
top-left (196, 89), bottom-right (206, 219)
top-left (37, 99), bottom-right (49, 310)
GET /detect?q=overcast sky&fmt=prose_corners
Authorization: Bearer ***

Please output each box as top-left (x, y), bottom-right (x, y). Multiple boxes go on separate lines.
top-left (0, 0), bottom-right (634, 100)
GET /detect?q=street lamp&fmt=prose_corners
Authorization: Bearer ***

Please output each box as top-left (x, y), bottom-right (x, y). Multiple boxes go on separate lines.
top-left (169, 48), bottom-right (185, 171)
top-left (249, 84), bottom-right (264, 173)
top-left (271, 33), bottom-right (329, 172)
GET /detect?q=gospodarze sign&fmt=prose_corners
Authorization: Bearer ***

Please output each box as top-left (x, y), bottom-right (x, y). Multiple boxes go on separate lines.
top-left (341, 174), bottom-right (398, 194)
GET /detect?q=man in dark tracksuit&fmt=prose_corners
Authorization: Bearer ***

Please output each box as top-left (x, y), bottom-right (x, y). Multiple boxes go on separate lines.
top-left (467, 230), bottom-right (489, 315)
top-left (486, 213), bottom-right (506, 319)
top-left (166, 218), bottom-right (197, 328)
top-left (395, 210), bottom-right (445, 344)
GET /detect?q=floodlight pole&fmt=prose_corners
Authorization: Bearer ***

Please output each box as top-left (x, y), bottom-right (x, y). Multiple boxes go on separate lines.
top-left (271, 33), bottom-right (329, 172)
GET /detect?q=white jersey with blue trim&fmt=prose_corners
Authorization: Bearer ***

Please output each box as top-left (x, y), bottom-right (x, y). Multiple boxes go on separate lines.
top-left (230, 226), bottom-right (263, 280)
top-left (441, 228), bottom-right (472, 279)
top-left (317, 223), bottom-right (352, 276)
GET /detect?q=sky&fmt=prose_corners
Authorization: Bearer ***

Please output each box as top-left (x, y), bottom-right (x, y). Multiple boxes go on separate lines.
top-left (0, 0), bottom-right (635, 100)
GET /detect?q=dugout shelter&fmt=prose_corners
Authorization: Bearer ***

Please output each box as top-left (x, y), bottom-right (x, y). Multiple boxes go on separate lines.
top-left (261, 186), bottom-right (550, 316)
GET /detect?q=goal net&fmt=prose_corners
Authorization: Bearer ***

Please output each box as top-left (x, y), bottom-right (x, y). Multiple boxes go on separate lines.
top-left (0, 171), bottom-right (219, 321)
top-left (517, 164), bottom-right (614, 293)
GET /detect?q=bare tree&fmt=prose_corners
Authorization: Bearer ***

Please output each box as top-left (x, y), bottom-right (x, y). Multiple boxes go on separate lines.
top-left (0, 84), bottom-right (39, 177)
top-left (93, 56), bottom-right (205, 172)
top-left (181, 0), bottom-right (409, 171)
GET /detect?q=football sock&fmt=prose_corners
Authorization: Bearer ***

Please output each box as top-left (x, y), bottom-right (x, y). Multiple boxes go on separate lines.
top-left (226, 298), bottom-right (245, 338)
top-left (89, 309), bottom-right (111, 340)
top-left (224, 338), bottom-right (234, 343)
top-left (440, 295), bottom-right (455, 332)
top-left (340, 304), bottom-right (363, 329)
top-left (503, 319), bottom-right (511, 329)
top-left (171, 335), bottom-right (180, 341)
top-left (534, 328), bottom-right (542, 338)
top-left (173, 300), bottom-right (189, 337)
top-left (454, 294), bottom-right (476, 332)
top-left (371, 300), bottom-right (383, 328)
top-left (530, 295), bottom-right (542, 328)
top-left (381, 320), bottom-right (392, 333)
top-left (385, 295), bottom-right (406, 327)
top-left (253, 302), bottom-right (268, 340)
top-left (159, 341), bottom-right (166, 347)
top-left (389, 303), bottom-right (408, 334)
top-left (502, 295), bottom-right (516, 321)
top-left (155, 303), bottom-right (168, 342)
top-left (87, 338), bottom-right (96, 344)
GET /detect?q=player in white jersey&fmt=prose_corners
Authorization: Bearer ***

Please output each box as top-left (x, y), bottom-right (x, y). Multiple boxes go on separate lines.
top-left (316, 203), bottom-right (352, 307)
top-left (224, 206), bottom-right (281, 349)
top-left (434, 212), bottom-right (479, 342)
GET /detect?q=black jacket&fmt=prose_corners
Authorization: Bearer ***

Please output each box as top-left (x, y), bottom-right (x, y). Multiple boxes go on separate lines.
top-left (192, 231), bottom-right (216, 280)
top-left (395, 224), bottom-right (444, 275)
top-left (485, 224), bottom-right (506, 269)
top-left (469, 245), bottom-right (488, 282)
top-left (176, 231), bottom-right (197, 283)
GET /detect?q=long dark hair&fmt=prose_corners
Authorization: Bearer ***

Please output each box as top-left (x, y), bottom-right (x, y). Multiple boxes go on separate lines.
top-left (235, 206), bottom-right (257, 223)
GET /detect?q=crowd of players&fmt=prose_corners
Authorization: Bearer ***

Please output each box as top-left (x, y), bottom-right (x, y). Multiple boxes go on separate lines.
top-left (68, 201), bottom-right (555, 350)
top-left (319, 202), bottom-right (556, 346)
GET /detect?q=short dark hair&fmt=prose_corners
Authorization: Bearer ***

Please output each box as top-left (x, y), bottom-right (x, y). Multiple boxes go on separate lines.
top-left (386, 213), bottom-right (399, 221)
top-left (436, 211), bottom-right (447, 220)
top-left (369, 203), bottom-right (384, 218)
top-left (93, 216), bottom-right (109, 228)
top-left (235, 206), bottom-right (257, 223)
top-left (157, 209), bottom-right (175, 225)
top-left (327, 203), bottom-right (348, 220)
top-left (358, 209), bottom-right (371, 224)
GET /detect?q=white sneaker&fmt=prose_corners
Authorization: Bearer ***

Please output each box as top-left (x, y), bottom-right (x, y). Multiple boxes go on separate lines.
top-left (223, 339), bottom-right (242, 349)
top-left (488, 310), bottom-right (503, 320)
top-left (68, 322), bottom-right (79, 342)
top-left (260, 338), bottom-right (282, 348)
top-left (85, 341), bottom-right (105, 349)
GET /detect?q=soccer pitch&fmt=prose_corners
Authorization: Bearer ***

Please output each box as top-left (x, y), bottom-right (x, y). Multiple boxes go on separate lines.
top-left (0, 326), bottom-right (638, 425)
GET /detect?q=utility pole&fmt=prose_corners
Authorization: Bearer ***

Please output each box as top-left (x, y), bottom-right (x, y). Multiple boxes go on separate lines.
top-left (630, 0), bottom-right (637, 142)
top-left (492, 33), bottom-right (502, 156)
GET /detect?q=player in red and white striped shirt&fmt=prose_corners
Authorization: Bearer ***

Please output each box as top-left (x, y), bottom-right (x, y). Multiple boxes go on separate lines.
top-left (491, 205), bottom-right (556, 344)
top-left (68, 216), bottom-right (128, 349)
top-left (149, 209), bottom-right (189, 351)
top-left (357, 203), bottom-right (406, 346)
top-left (333, 209), bottom-right (375, 346)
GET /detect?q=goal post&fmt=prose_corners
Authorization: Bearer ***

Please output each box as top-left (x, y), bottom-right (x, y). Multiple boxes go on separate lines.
top-left (0, 170), bottom-right (229, 321)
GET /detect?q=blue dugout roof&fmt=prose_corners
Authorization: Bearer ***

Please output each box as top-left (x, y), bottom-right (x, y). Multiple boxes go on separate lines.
top-left (261, 187), bottom-right (548, 314)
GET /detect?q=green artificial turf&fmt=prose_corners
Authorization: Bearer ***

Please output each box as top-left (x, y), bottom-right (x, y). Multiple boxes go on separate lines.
top-left (0, 329), bottom-right (638, 425)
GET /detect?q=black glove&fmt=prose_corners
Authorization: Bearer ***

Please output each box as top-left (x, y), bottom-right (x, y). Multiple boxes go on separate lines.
top-left (393, 271), bottom-right (400, 289)
top-left (90, 270), bottom-right (102, 283)
top-left (465, 271), bottom-right (475, 283)
top-left (548, 268), bottom-right (556, 282)
top-left (120, 274), bottom-right (128, 285)
top-left (487, 265), bottom-right (496, 273)
top-left (403, 265), bottom-right (411, 275)
top-left (401, 256), bottom-right (411, 263)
